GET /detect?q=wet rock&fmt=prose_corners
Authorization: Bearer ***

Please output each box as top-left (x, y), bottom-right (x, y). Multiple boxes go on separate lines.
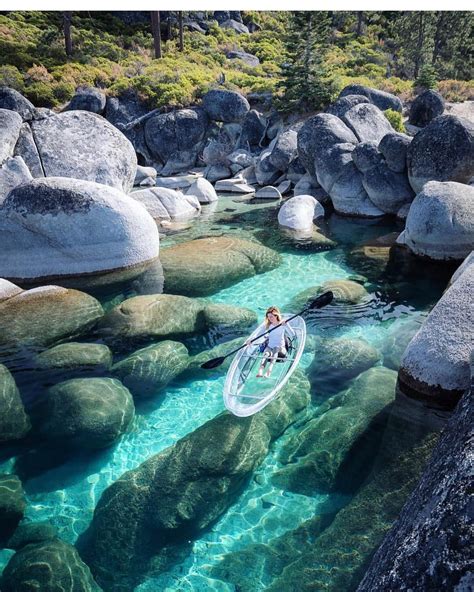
top-left (307, 337), bottom-right (381, 393)
top-left (378, 132), bottom-right (411, 173)
top-left (39, 377), bottom-right (134, 449)
top-left (35, 343), bottom-right (113, 373)
top-left (407, 115), bottom-right (474, 193)
top-left (339, 84), bottom-right (403, 112)
top-left (0, 286), bottom-right (103, 350)
top-left (273, 367), bottom-right (396, 494)
top-left (65, 87), bottom-right (106, 114)
top-left (255, 186), bottom-right (281, 199)
top-left (0, 109), bottom-right (23, 165)
top-left (381, 315), bottom-right (426, 371)
top-left (134, 165), bottom-right (157, 186)
top-left (268, 128), bottom-right (298, 171)
top-left (98, 294), bottom-right (256, 346)
top-left (160, 236), bottom-right (281, 296)
top-left (221, 19), bottom-right (249, 35)
top-left (297, 113), bottom-right (358, 179)
top-left (112, 341), bottom-right (189, 398)
top-left (0, 156), bottom-right (32, 202)
top-left (408, 89), bottom-right (445, 128)
top-left (185, 177), bottom-right (218, 203)
top-left (0, 279), bottom-right (22, 302)
top-left (7, 522), bottom-right (58, 550)
top-left (13, 123), bottom-right (45, 178)
top-left (0, 88), bottom-right (36, 121)
top-left (397, 181), bottom-right (474, 260)
top-left (144, 108), bottom-right (209, 171)
top-left (0, 365), bottom-right (30, 443)
top-left (2, 538), bottom-right (102, 591)
top-left (341, 103), bottom-right (394, 144)
top-left (31, 111), bottom-right (137, 192)
top-left (363, 162), bottom-right (415, 214)
top-left (287, 279), bottom-right (368, 312)
top-left (80, 371), bottom-right (310, 591)
top-left (357, 386), bottom-right (473, 592)
top-left (183, 337), bottom-right (243, 378)
top-left (226, 50), bottom-right (260, 67)
top-left (0, 474), bottom-right (26, 544)
top-left (327, 94), bottom-right (371, 118)
top-left (278, 195), bottom-right (324, 232)
top-left (0, 178), bottom-right (160, 288)
top-left (348, 232), bottom-right (399, 279)
top-left (202, 89), bottom-right (250, 123)
top-left (397, 254), bottom-right (473, 411)
top-left (352, 141), bottom-right (383, 173)
top-left (131, 186), bottom-right (200, 220)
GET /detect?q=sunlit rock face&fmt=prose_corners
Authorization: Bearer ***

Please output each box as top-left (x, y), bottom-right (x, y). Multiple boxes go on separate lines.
top-left (0, 177), bottom-right (160, 289)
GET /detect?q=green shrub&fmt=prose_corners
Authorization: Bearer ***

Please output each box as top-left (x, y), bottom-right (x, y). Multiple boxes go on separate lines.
top-left (0, 64), bottom-right (24, 91)
top-left (384, 109), bottom-right (405, 133)
top-left (414, 64), bottom-right (438, 90)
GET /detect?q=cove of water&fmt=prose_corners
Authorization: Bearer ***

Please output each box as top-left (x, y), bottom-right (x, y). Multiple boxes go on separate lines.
top-left (0, 195), bottom-right (447, 590)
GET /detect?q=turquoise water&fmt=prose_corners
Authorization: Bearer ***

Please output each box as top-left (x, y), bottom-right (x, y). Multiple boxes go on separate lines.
top-left (0, 196), bottom-right (444, 589)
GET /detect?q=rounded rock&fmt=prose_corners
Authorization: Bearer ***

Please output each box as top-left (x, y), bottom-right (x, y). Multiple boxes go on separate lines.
top-left (278, 195), bottom-right (324, 231)
top-left (185, 177), bottom-right (218, 204)
top-left (0, 365), bottom-right (31, 443)
top-left (202, 89), bottom-right (250, 123)
top-left (408, 89), bottom-right (445, 128)
top-left (66, 87), bottom-right (106, 114)
top-left (378, 132), bottom-right (412, 173)
top-left (0, 87), bottom-right (36, 121)
top-left (339, 84), bottom-right (403, 112)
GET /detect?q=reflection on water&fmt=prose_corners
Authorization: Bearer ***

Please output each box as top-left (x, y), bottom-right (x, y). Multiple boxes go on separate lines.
top-left (0, 196), bottom-right (446, 590)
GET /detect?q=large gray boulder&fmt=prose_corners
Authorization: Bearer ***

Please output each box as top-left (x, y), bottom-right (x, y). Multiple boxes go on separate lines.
top-left (39, 377), bottom-right (135, 449)
top-left (144, 108), bottom-right (209, 170)
top-left (220, 19), bottom-right (249, 34)
top-left (397, 181), bottom-right (474, 260)
top-left (202, 89), bottom-right (250, 123)
top-left (0, 177), bottom-right (160, 288)
top-left (378, 132), bottom-right (411, 173)
top-left (357, 385), bottom-right (473, 592)
top-left (30, 111), bottom-right (137, 192)
top-left (363, 162), bottom-right (415, 214)
top-left (0, 156), bottom-right (32, 202)
top-left (351, 141), bottom-right (383, 173)
top-left (0, 109), bottom-right (23, 165)
top-left (341, 103), bottom-right (395, 144)
top-left (131, 186), bottom-right (200, 221)
top-left (407, 115), bottom-right (474, 193)
top-left (226, 50), bottom-right (260, 67)
top-left (13, 123), bottom-right (44, 177)
top-left (185, 177), bottom-right (218, 203)
top-left (0, 365), bottom-right (30, 443)
top-left (255, 149), bottom-right (280, 186)
top-left (66, 87), bottom-right (106, 114)
top-left (0, 285), bottom-right (103, 350)
top-left (0, 474), bottom-right (26, 544)
top-left (160, 236), bottom-right (281, 295)
top-left (408, 89), bottom-right (445, 128)
top-left (0, 279), bottom-right (22, 302)
top-left (297, 113), bottom-right (358, 179)
top-left (268, 128), bottom-right (298, 171)
top-left (0, 87), bottom-right (36, 121)
top-left (35, 342), bottom-right (113, 374)
top-left (2, 538), bottom-right (103, 591)
top-left (339, 84), bottom-right (403, 112)
top-left (397, 254), bottom-right (473, 410)
top-left (327, 94), bottom-right (371, 118)
top-left (278, 195), bottom-right (324, 231)
top-left (80, 371), bottom-right (310, 591)
top-left (239, 110), bottom-right (266, 149)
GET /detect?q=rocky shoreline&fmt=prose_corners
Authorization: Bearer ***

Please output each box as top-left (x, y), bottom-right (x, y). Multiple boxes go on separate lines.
top-left (0, 80), bottom-right (472, 591)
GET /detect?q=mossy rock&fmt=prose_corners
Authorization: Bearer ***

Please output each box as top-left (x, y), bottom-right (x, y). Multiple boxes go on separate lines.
top-left (0, 474), bottom-right (26, 545)
top-left (184, 337), bottom-right (243, 378)
top-left (160, 236), bottom-right (281, 296)
top-left (287, 279), bottom-right (369, 312)
top-left (7, 522), bottom-right (58, 550)
top-left (0, 364), bottom-right (31, 443)
top-left (112, 341), bottom-right (189, 398)
top-left (35, 343), bottom-right (113, 373)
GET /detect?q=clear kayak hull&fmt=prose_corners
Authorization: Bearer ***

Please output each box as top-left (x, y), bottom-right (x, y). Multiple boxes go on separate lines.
top-left (223, 316), bottom-right (306, 417)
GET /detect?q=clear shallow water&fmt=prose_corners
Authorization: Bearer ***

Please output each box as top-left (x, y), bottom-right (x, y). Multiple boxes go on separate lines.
top-left (0, 196), bottom-right (444, 589)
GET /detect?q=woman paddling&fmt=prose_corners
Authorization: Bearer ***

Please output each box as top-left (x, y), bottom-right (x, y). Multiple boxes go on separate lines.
top-left (248, 306), bottom-right (296, 378)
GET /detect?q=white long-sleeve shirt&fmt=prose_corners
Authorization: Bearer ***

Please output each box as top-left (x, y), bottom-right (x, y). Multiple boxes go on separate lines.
top-left (264, 322), bottom-right (296, 349)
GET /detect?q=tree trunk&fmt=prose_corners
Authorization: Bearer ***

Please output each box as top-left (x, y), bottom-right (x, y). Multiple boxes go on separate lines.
top-left (63, 11), bottom-right (73, 57)
top-left (178, 11), bottom-right (184, 52)
top-left (414, 12), bottom-right (424, 78)
top-left (356, 12), bottom-right (364, 37)
top-left (150, 11), bottom-right (162, 59)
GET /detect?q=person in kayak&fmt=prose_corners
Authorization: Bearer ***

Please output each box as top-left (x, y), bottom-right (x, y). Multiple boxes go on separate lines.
top-left (251, 306), bottom-right (296, 378)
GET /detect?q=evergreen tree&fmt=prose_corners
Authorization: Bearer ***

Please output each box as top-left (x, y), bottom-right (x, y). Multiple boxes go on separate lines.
top-left (279, 11), bottom-right (334, 112)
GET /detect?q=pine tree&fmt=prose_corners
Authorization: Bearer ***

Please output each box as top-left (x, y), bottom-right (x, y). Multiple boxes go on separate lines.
top-left (279, 11), bottom-right (334, 112)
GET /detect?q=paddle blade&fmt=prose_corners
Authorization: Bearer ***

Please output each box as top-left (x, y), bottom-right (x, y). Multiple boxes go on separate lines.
top-left (309, 291), bottom-right (334, 309)
top-left (201, 356), bottom-right (225, 370)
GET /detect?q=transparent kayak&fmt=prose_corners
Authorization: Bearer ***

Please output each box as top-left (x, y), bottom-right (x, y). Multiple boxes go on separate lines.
top-left (223, 316), bottom-right (306, 417)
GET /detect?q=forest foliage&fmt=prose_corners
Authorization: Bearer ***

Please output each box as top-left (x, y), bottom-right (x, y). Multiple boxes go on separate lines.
top-left (0, 10), bottom-right (472, 110)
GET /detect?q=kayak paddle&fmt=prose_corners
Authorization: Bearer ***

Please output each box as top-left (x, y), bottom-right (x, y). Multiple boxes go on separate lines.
top-left (201, 290), bottom-right (334, 369)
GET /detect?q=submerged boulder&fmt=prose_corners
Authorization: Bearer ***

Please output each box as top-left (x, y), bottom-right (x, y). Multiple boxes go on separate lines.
top-left (35, 343), bottom-right (113, 374)
top-left (31, 110), bottom-right (137, 192)
top-left (202, 89), bottom-right (250, 123)
top-left (397, 255), bottom-right (473, 410)
top-left (160, 236), bottom-right (281, 296)
top-left (408, 89), bottom-right (445, 128)
top-left (66, 87), bottom-right (106, 114)
top-left (339, 84), bottom-right (403, 112)
top-left (0, 177), bottom-right (160, 288)
top-left (397, 181), bottom-right (474, 260)
top-left (0, 365), bottom-right (30, 443)
top-left (2, 538), bottom-right (102, 591)
top-left (407, 115), bottom-right (474, 193)
top-left (0, 109), bottom-right (23, 165)
top-left (112, 341), bottom-right (189, 398)
top-left (0, 474), bottom-right (26, 544)
top-left (39, 377), bottom-right (134, 449)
